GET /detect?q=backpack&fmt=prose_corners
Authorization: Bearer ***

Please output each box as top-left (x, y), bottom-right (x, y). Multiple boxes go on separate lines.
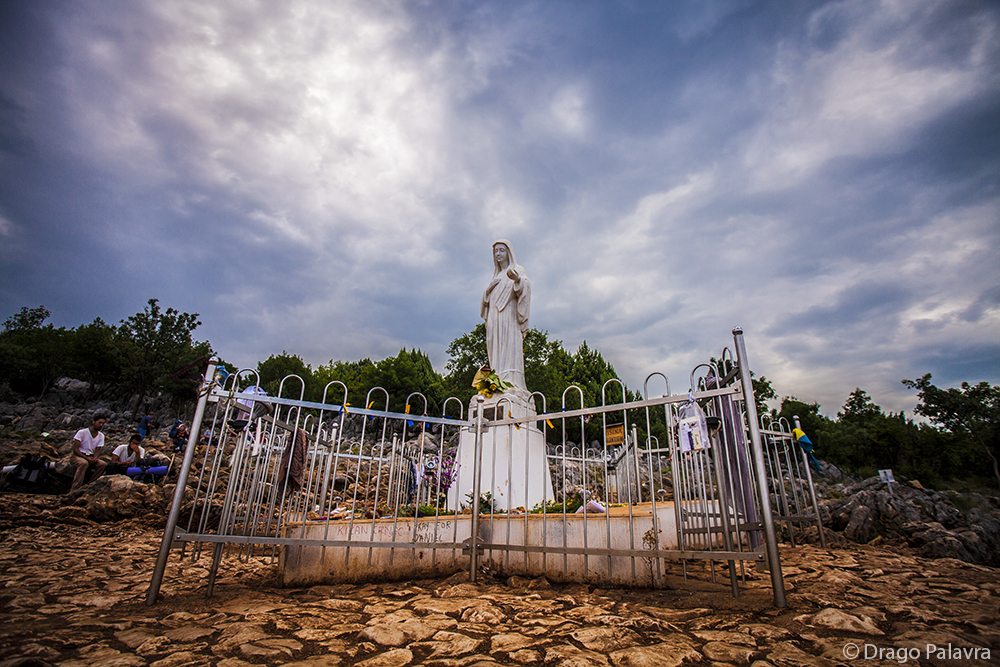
top-left (7, 454), bottom-right (50, 490)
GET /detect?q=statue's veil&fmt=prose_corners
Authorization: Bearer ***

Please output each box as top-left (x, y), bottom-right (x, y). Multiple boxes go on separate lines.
top-left (492, 239), bottom-right (518, 275)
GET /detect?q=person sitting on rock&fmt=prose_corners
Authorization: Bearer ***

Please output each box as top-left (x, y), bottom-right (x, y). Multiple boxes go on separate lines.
top-left (171, 420), bottom-right (189, 452)
top-left (108, 434), bottom-right (145, 475)
top-left (70, 410), bottom-right (110, 491)
top-left (137, 411), bottom-right (154, 440)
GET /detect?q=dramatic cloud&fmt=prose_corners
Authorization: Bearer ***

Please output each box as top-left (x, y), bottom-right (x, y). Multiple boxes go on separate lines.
top-left (1, 0), bottom-right (997, 416)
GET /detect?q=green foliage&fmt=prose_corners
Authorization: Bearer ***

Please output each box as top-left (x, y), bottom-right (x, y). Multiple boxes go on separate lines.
top-left (442, 323), bottom-right (488, 400)
top-left (838, 388), bottom-right (883, 427)
top-left (258, 329), bottom-right (1000, 494)
top-left (397, 504), bottom-right (454, 517)
top-left (752, 375), bottom-right (776, 416)
top-left (0, 306), bottom-right (69, 395)
top-left (257, 351), bottom-right (312, 398)
top-left (3, 306), bottom-right (51, 331)
top-left (373, 348), bottom-right (446, 413)
top-left (903, 374), bottom-right (1000, 443)
top-left (775, 398), bottom-right (828, 436)
top-left (313, 358), bottom-right (375, 405)
top-left (70, 318), bottom-right (121, 388)
top-left (438, 326), bottom-right (639, 445)
top-left (264, 348), bottom-right (446, 415)
top-left (530, 495), bottom-right (584, 514)
top-left (439, 325), bottom-right (631, 433)
top-left (0, 300), bottom-right (212, 403)
top-left (116, 299), bottom-right (212, 406)
top-left (570, 341), bottom-right (621, 407)
top-left (523, 329), bottom-right (573, 411)
top-left (903, 374), bottom-right (1000, 491)
top-left (6, 303), bottom-right (995, 495)
top-left (778, 378), bottom-right (1000, 490)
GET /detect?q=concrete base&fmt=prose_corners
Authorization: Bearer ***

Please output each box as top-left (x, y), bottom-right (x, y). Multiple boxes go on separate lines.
top-left (446, 390), bottom-right (554, 512)
top-left (279, 502), bottom-right (681, 587)
top-left (279, 515), bottom-right (471, 585)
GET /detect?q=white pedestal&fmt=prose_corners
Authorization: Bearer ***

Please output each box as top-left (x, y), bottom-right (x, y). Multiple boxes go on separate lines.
top-left (446, 390), bottom-right (555, 512)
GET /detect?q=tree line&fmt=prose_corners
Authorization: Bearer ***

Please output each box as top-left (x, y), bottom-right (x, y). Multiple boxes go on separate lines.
top-left (0, 300), bottom-right (213, 411)
top-left (775, 380), bottom-right (999, 492)
top-left (2, 302), bottom-right (996, 491)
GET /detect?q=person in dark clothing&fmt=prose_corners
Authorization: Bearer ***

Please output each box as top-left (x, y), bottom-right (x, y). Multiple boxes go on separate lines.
top-left (171, 420), bottom-right (190, 452)
top-left (137, 412), bottom-right (154, 440)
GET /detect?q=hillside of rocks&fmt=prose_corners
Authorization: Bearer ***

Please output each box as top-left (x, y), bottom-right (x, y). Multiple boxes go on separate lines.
top-left (815, 477), bottom-right (1000, 566)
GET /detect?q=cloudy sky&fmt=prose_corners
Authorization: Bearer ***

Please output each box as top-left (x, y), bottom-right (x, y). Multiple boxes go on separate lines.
top-left (1, 0), bottom-right (997, 416)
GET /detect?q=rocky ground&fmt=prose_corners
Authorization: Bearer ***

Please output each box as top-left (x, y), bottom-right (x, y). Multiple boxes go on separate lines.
top-left (1, 491), bottom-right (999, 667)
top-left (2, 386), bottom-right (1000, 666)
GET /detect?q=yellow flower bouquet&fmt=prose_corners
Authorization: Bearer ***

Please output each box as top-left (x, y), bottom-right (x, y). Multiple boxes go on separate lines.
top-left (471, 365), bottom-right (513, 398)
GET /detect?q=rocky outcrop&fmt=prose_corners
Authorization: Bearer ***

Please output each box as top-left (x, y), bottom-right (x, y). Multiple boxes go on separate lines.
top-left (0, 376), bottom-right (195, 439)
top-left (816, 476), bottom-right (1000, 566)
top-left (66, 475), bottom-right (172, 523)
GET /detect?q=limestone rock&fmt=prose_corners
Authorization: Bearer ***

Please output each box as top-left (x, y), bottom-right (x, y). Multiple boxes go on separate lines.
top-left (149, 651), bottom-right (207, 667)
top-left (738, 624), bottom-right (793, 641)
top-left (702, 641), bottom-right (760, 665)
top-left (490, 633), bottom-right (545, 654)
top-left (355, 648), bottom-right (413, 667)
top-left (508, 648), bottom-right (544, 664)
top-left (800, 608), bottom-right (884, 635)
top-left (817, 476), bottom-right (1000, 566)
top-left (545, 644), bottom-right (611, 666)
top-left (410, 631), bottom-right (482, 658)
top-left (765, 644), bottom-right (836, 667)
top-left (844, 505), bottom-right (874, 543)
top-left (360, 625), bottom-right (408, 647)
top-left (693, 630), bottom-right (757, 646)
top-left (609, 638), bottom-right (702, 667)
top-left (569, 626), bottom-right (642, 652)
top-left (460, 605), bottom-right (507, 624)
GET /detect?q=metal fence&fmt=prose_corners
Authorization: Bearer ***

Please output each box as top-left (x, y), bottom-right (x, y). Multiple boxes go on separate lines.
top-left (759, 416), bottom-right (827, 548)
top-left (147, 328), bottom-right (799, 607)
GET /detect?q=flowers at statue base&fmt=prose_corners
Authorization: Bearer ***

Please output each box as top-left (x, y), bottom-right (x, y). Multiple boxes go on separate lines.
top-left (472, 365), bottom-right (513, 397)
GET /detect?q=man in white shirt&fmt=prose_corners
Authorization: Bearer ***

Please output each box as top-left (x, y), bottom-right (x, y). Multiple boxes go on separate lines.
top-left (70, 410), bottom-right (109, 490)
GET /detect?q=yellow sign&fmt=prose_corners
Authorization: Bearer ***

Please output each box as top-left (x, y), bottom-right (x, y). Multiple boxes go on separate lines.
top-left (605, 423), bottom-right (625, 446)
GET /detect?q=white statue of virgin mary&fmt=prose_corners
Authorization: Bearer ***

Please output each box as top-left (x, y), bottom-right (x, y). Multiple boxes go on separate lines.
top-left (481, 240), bottom-right (531, 390)
top-left (447, 239), bottom-right (551, 512)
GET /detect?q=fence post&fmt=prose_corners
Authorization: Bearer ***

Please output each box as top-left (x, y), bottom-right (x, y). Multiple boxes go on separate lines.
top-left (794, 415), bottom-right (827, 549)
top-left (469, 395), bottom-right (485, 582)
top-left (146, 356), bottom-right (218, 605)
top-left (631, 423), bottom-right (642, 502)
top-left (732, 329), bottom-right (787, 608)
